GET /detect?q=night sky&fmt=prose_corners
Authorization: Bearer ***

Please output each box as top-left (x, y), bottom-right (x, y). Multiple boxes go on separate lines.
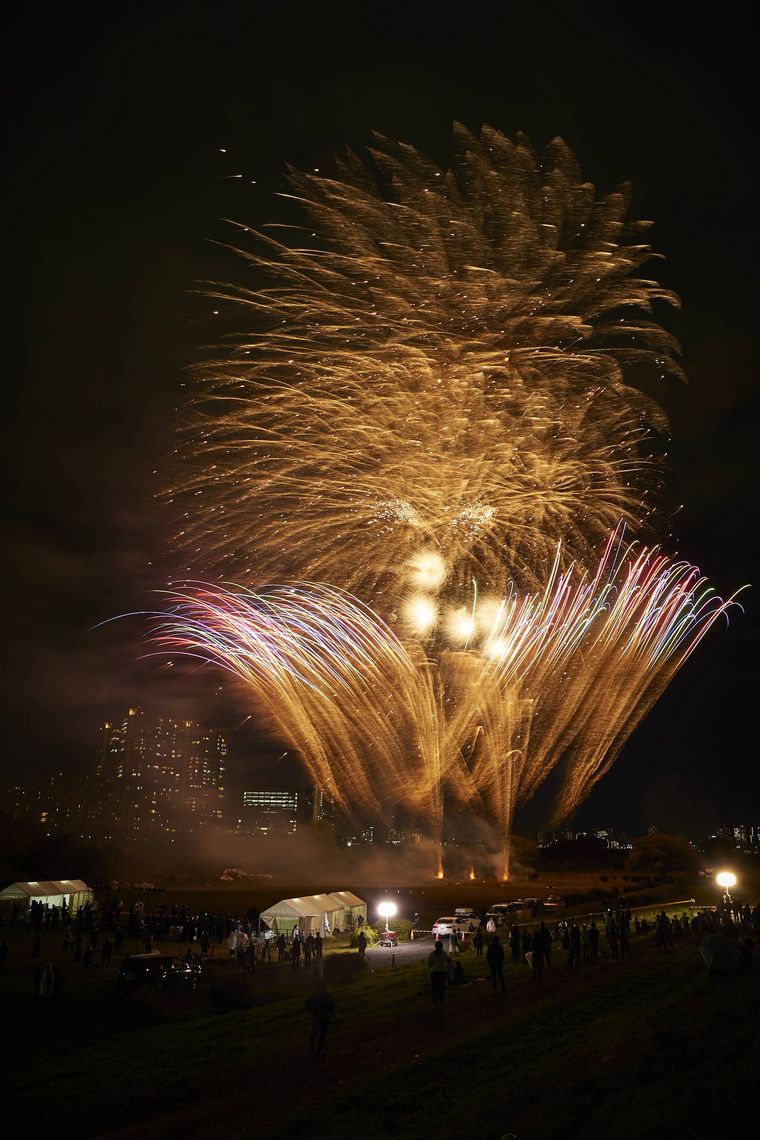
top-left (4, 3), bottom-right (758, 837)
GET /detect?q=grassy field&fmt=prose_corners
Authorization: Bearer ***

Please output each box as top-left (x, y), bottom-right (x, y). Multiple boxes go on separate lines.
top-left (3, 909), bottom-right (758, 1138)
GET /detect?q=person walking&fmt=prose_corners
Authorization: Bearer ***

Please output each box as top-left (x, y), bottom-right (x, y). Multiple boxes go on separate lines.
top-left (306, 979), bottom-right (335, 1056)
top-left (486, 934), bottom-right (506, 993)
top-left (427, 939), bottom-right (451, 1006)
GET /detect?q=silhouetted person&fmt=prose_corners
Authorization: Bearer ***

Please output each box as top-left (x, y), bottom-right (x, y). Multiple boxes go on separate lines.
top-left (473, 928), bottom-right (484, 956)
top-left (292, 935), bottom-right (302, 967)
top-left (356, 930), bottom-right (368, 959)
top-left (589, 921), bottom-right (600, 963)
top-left (537, 922), bottom-right (552, 968)
top-left (568, 922), bottom-right (581, 969)
top-left (306, 979), bottom-right (334, 1056)
top-left (314, 933), bottom-right (323, 959)
top-left (427, 940), bottom-right (451, 1006)
top-left (101, 938), bottom-right (113, 966)
top-left (655, 912), bottom-right (673, 949)
top-left (276, 934), bottom-right (286, 963)
top-left (487, 935), bottom-right (505, 992)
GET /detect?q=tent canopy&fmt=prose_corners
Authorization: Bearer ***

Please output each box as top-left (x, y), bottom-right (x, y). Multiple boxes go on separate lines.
top-left (1, 879), bottom-right (90, 900)
top-left (260, 891), bottom-right (366, 935)
top-left (0, 880), bottom-right (93, 909)
top-left (328, 890), bottom-right (366, 910)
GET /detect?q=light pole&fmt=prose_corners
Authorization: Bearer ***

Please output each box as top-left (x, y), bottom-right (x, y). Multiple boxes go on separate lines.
top-left (716, 870), bottom-right (737, 910)
top-left (377, 901), bottom-right (397, 932)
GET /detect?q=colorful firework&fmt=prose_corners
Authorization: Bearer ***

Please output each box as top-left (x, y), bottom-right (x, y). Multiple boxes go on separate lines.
top-left (159, 126), bottom-right (740, 875)
top-left (152, 529), bottom-right (742, 876)
top-left (171, 126), bottom-right (681, 601)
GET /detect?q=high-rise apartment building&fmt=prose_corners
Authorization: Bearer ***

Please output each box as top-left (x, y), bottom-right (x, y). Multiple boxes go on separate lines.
top-left (98, 708), bottom-right (225, 837)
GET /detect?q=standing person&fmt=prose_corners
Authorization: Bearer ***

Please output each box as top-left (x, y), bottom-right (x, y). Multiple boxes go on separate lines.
top-left (292, 933), bottom-right (302, 967)
top-left (101, 937), bottom-right (113, 967)
top-left (589, 921), bottom-right (600, 963)
top-left (537, 922), bottom-right (552, 969)
top-left (314, 932), bottom-right (323, 960)
top-left (427, 939), bottom-right (451, 1007)
top-left (276, 933), bottom-right (286, 964)
top-left (306, 979), bottom-right (334, 1056)
top-left (356, 930), bottom-right (367, 959)
top-left (304, 933), bottom-right (315, 968)
top-left (656, 912), bottom-right (673, 949)
top-left (473, 927), bottom-right (484, 956)
top-left (486, 935), bottom-right (506, 993)
top-left (568, 921), bottom-right (581, 969)
top-left (509, 924), bottom-right (520, 964)
top-left (521, 928), bottom-right (533, 961)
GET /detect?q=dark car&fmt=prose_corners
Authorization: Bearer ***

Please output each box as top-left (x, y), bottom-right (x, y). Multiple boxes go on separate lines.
top-left (118, 952), bottom-right (201, 991)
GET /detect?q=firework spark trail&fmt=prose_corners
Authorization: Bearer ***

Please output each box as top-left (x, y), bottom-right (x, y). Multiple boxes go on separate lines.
top-left (150, 583), bottom-right (448, 824)
top-left (152, 532), bottom-right (742, 874)
top-left (171, 126), bottom-right (682, 600)
top-left (159, 125), bottom-right (743, 876)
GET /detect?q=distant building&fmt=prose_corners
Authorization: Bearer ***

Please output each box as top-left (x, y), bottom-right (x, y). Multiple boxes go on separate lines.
top-left (717, 823), bottom-right (759, 851)
top-left (97, 707), bottom-right (225, 838)
top-left (239, 789), bottom-right (302, 836)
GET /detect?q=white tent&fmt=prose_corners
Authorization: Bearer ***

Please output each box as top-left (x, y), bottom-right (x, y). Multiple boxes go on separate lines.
top-left (260, 891), bottom-right (364, 936)
top-left (328, 891), bottom-right (367, 929)
top-left (0, 879), bottom-right (93, 912)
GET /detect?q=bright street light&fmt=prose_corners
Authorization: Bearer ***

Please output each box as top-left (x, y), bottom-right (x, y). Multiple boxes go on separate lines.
top-left (716, 869), bottom-right (738, 911)
top-left (377, 900), bottom-right (397, 931)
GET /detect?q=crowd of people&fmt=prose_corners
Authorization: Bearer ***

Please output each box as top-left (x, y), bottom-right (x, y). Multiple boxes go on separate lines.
top-left (425, 899), bottom-right (759, 1005)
